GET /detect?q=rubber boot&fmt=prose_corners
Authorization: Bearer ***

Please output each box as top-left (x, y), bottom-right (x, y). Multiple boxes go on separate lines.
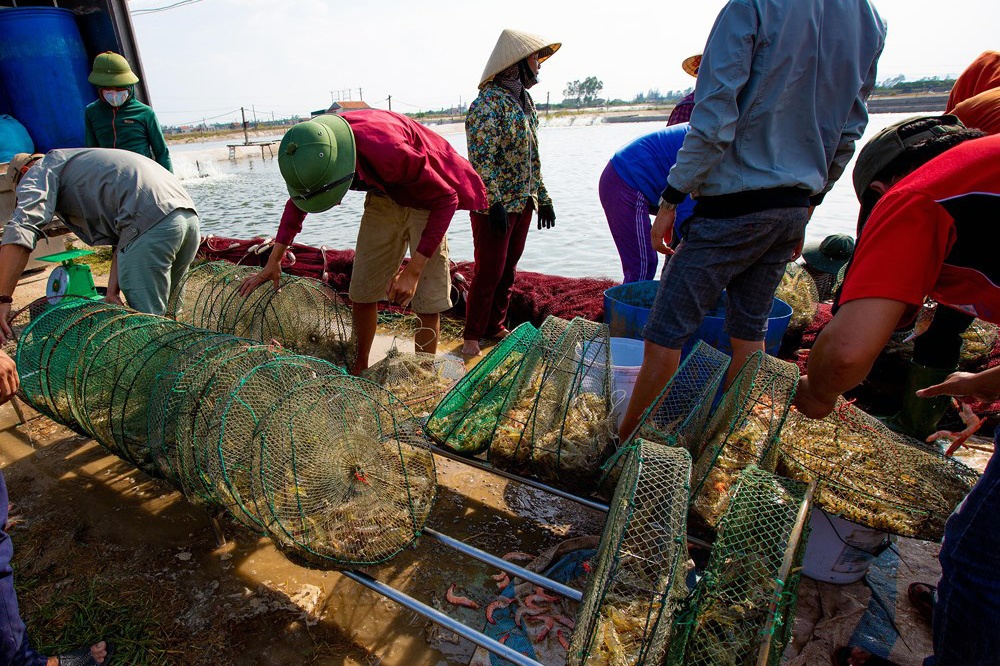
top-left (882, 361), bottom-right (953, 440)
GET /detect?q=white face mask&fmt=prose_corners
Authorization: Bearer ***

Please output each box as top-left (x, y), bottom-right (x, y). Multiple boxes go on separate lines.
top-left (102, 89), bottom-right (129, 107)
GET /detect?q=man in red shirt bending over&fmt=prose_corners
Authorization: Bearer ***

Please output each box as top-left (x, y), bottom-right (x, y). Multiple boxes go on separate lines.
top-left (240, 110), bottom-right (486, 374)
top-left (796, 115), bottom-right (1000, 666)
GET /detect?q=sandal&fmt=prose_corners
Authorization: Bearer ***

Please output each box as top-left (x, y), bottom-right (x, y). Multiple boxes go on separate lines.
top-left (58, 642), bottom-right (114, 666)
top-left (908, 581), bottom-right (936, 625)
top-left (832, 646), bottom-right (898, 666)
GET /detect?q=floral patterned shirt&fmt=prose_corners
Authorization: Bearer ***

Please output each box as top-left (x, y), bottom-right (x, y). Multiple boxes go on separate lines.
top-left (465, 83), bottom-right (551, 214)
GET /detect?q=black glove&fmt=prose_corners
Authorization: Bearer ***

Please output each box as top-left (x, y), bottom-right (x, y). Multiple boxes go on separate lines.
top-left (538, 203), bottom-right (556, 230)
top-left (488, 202), bottom-right (509, 236)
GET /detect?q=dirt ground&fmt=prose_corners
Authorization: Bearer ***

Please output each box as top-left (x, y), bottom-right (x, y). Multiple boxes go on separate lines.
top-left (1, 261), bottom-right (991, 665)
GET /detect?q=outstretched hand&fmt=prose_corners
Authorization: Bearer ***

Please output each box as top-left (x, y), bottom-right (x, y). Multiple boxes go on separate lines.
top-left (916, 369), bottom-right (1000, 403)
top-left (238, 263), bottom-right (282, 297)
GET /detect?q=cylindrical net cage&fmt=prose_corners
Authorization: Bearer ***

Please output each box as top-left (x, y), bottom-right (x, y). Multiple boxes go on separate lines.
top-left (667, 467), bottom-right (809, 666)
top-left (690, 352), bottom-right (799, 532)
top-left (630, 341), bottom-right (731, 453)
top-left (166, 260), bottom-right (356, 368)
top-left (360, 348), bottom-right (466, 419)
top-left (490, 317), bottom-right (616, 491)
top-left (16, 299), bottom-right (432, 570)
top-left (776, 263), bottom-right (820, 333)
top-left (252, 375), bottom-right (437, 566)
top-left (777, 399), bottom-right (978, 540)
top-left (426, 322), bottom-right (539, 455)
top-left (568, 441), bottom-right (691, 666)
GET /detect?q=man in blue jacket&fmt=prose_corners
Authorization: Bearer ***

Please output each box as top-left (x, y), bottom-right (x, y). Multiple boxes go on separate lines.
top-left (619, 0), bottom-right (887, 439)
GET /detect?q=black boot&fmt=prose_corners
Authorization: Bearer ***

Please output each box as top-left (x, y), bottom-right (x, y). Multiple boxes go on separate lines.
top-left (883, 362), bottom-right (952, 440)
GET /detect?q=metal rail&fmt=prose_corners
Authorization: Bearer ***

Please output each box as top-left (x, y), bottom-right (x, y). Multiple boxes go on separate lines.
top-left (430, 443), bottom-right (713, 551)
top-left (430, 443), bottom-right (610, 512)
top-left (425, 528), bottom-right (583, 603)
top-left (343, 570), bottom-right (546, 666)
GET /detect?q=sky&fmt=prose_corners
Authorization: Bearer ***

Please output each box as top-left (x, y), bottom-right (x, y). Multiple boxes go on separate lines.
top-left (128, 0), bottom-right (1000, 127)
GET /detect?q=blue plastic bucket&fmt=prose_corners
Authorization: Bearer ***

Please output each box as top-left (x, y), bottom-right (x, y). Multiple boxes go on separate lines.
top-left (603, 281), bottom-right (659, 340)
top-left (683, 295), bottom-right (793, 357)
top-left (0, 8), bottom-right (94, 152)
top-left (603, 281), bottom-right (791, 356)
top-left (0, 114), bottom-right (34, 163)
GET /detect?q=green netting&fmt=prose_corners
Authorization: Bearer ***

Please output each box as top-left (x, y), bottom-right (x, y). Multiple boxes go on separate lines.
top-left (360, 348), bottom-right (465, 419)
top-left (206, 356), bottom-right (342, 529)
top-left (490, 316), bottom-right (616, 491)
top-left (146, 334), bottom-right (249, 487)
top-left (77, 315), bottom-right (180, 458)
top-left (630, 341), bottom-right (731, 453)
top-left (568, 441), bottom-right (691, 666)
top-left (165, 260), bottom-right (355, 368)
top-left (599, 342), bottom-right (730, 494)
top-left (1, 296), bottom-right (55, 359)
top-left (667, 467), bottom-right (809, 666)
top-left (690, 352), bottom-right (799, 532)
top-left (776, 263), bottom-right (820, 334)
top-left (252, 374), bottom-right (437, 567)
top-left (777, 398), bottom-right (978, 540)
top-left (426, 321), bottom-right (539, 455)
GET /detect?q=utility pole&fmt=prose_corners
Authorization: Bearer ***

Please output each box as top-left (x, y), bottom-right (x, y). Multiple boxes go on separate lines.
top-left (251, 105), bottom-right (257, 127)
top-left (546, 91), bottom-right (550, 117)
top-left (241, 107), bottom-right (249, 145)
top-left (387, 95), bottom-right (392, 111)
top-left (358, 87), bottom-right (363, 101)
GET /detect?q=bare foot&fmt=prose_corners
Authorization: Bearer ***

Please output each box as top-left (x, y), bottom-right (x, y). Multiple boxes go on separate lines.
top-left (490, 327), bottom-right (510, 340)
top-left (461, 340), bottom-right (481, 357)
top-left (48, 641), bottom-right (109, 665)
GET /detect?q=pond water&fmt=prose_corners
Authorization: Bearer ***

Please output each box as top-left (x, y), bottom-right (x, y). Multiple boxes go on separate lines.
top-left (172, 113), bottom-right (914, 282)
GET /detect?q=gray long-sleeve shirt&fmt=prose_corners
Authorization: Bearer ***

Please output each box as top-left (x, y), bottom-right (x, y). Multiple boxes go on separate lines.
top-left (2, 148), bottom-right (195, 250)
top-left (666, 0), bottom-right (887, 200)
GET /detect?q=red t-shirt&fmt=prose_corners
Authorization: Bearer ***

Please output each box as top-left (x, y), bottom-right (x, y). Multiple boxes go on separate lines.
top-left (840, 134), bottom-right (1000, 324)
top-left (276, 109), bottom-right (487, 257)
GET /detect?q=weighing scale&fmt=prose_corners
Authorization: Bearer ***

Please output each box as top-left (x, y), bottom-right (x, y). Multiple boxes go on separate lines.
top-left (37, 249), bottom-right (102, 305)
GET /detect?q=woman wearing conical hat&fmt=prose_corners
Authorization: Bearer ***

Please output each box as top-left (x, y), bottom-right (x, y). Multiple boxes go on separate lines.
top-left (461, 29), bottom-right (560, 357)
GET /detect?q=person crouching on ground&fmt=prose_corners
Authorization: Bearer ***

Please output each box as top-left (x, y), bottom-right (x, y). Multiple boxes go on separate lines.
top-left (0, 149), bottom-right (201, 341)
top-left (461, 28), bottom-right (560, 357)
top-left (238, 109), bottom-right (486, 375)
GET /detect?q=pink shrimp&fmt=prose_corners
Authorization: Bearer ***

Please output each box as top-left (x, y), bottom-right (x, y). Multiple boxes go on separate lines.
top-left (495, 573), bottom-right (511, 590)
top-left (557, 629), bottom-right (570, 650)
top-left (514, 604), bottom-right (545, 628)
top-left (485, 597), bottom-right (513, 624)
top-left (535, 616), bottom-right (556, 643)
top-left (524, 594), bottom-right (551, 611)
top-left (553, 614), bottom-right (576, 629)
top-left (445, 584), bottom-right (480, 610)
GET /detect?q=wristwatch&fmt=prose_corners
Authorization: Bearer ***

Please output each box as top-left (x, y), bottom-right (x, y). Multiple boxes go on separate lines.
top-left (658, 197), bottom-right (678, 211)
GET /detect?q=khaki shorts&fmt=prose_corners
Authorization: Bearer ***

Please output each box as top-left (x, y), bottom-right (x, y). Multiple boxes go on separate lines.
top-left (349, 192), bottom-right (453, 314)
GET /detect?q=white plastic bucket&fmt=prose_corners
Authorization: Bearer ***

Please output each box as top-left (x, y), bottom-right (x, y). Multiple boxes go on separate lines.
top-left (802, 508), bottom-right (892, 584)
top-left (609, 337), bottom-right (645, 430)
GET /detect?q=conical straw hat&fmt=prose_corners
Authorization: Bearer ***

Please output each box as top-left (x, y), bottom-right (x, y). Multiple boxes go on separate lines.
top-left (682, 54), bottom-right (702, 78)
top-left (479, 29), bottom-right (561, 89)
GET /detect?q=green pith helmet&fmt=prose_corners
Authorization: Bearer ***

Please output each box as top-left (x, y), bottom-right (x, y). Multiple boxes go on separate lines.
top-left (278, 115), bottom-right (356, 213)
top-left (88, 52), bottom-right (139, 87)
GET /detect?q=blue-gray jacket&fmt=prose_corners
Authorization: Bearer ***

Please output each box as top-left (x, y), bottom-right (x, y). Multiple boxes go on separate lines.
top-left (664, 0), bottom-right (887, 206)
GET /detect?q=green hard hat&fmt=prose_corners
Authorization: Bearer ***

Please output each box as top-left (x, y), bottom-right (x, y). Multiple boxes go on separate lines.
top-left (279, 115), bottom-right (356, 213)
top-left (88, 51), bottom-right (139, 87)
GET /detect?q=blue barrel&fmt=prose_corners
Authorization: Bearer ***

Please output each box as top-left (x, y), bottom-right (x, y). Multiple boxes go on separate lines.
top-left (603, 281), bottom-right (792, 356)
top-left (0, 114), bottom-right (34, 163)
top-left (0, 8), bottom-right (94, 152)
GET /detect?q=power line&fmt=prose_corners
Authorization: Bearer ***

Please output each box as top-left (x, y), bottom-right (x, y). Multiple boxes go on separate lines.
top-left (131, 0), bottom-right (207, 16)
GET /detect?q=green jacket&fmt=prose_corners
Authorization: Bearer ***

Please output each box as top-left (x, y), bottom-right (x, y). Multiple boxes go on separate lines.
top-left (84, 94), bottom-right (172, 172)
